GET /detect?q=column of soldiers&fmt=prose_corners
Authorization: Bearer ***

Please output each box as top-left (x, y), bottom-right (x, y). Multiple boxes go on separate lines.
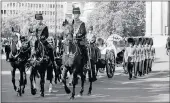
top-left (124, 37), bottom-right (155, 80)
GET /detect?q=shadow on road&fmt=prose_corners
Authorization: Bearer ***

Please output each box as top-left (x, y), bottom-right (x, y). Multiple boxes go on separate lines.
top-left (154, 61), bottom-right (169, 63)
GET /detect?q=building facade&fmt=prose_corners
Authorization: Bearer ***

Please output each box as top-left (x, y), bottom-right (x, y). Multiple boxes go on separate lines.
top-left (1, 2), bottom-right (67, 33)
top-left (146, 1), bottom-right (169, 36)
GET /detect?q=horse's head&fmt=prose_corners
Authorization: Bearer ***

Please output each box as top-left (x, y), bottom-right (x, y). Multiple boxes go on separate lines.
top-left (97, 38), bottom-right (105, 47)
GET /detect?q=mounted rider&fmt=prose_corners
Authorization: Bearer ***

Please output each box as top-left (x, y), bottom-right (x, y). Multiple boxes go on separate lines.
top-left (72, 7), bottom-right (88, 67)
top-left (29, 13), bottom-right (58, 76)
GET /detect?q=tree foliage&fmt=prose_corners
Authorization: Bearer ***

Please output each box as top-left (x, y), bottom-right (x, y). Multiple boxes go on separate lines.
top-left (86, 1), bottom-right (146, 39)
top-left (1, 11), bottom-right (36, 38)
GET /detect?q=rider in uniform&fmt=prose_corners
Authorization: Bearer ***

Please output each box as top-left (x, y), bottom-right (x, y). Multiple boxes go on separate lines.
top-left (31, 14), bottom-right (58, 81)
top-left (72, 7), bottom-right (88, 71)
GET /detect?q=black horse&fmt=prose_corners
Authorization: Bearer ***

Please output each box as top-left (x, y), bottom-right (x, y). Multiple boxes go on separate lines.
top-left (9, 29), bottom-right (31, 96)
top-left (29, 36), bottom-right (58, 96)
top-left (61, 23), bottom-right (95, 99)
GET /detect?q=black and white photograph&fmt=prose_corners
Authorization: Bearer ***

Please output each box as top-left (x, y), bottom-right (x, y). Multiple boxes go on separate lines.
top-left (0, 0), bottom-right (170, 102)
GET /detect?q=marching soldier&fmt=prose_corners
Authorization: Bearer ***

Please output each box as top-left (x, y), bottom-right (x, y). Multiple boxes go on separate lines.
top-left (148, 38), bottom-right (154, 73)
top-left (124, 38), bottom-right (136, 80)
top-left (141, 38), bottom-right (146, 76)
top-left (144, 38), bottom-right (149, 75)
top-left (138, 37), bottom-right (144, 76)
top-left (133, 38), bottom-right (138, 78)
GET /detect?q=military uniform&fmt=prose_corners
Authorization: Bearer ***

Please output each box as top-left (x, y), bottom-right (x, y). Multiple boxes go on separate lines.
top-left (72, 8), bottom-right (88, 66)
top-left (32, 14), bottom-right (58, 81)
top-left (134, 38), bottom-right (140, 78)
top-left (124, 38), bottom-right (135, 80)
top-left (148, 38), bottom-right (154, 73)
top-left (141, 39), bottom-right (145, 76)
top-left (144, 38), bottom-right (149, 75)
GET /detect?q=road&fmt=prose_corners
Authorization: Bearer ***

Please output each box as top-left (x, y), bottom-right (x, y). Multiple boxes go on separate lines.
top-left (1, 46), bottom-right (169, 102)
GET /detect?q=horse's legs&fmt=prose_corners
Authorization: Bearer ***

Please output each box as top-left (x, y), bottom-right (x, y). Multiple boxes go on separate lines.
top-left (18, 68), bottom-right (24, 96)
top-left (95, 65), bottom-right (99, 76)
top-left (30, 68), bottom-right (37, 95)
top-left (22, 67), bottom-right (27, 94)
top-left (70, 71), bottom-right (77, 99)
top-left (62, 67), bottom-right (71, 94)
top-left (87, 69), bottom-right (92, 95)
top-left (48, 66), bottom-right (53, 93)
top-left (11, 67), bottom-right (17, 91)
top-left (80, 72), bottom-right (85, 96)
top-left (40, 71), bottom-right (45, 97)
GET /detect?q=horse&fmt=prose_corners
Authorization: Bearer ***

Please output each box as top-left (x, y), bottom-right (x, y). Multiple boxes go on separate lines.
top-left (53, 35), bottom-right (64, 84)
top-left (9, 28), bottom-right (32, 96)
top-left (61, 23), bottom-right (95, 99)
top-left (166, 36), bottom-right (170, 55)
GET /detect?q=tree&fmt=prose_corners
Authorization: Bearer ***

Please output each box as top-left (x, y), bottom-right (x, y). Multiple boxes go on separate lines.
top-left (1, 11), bottom-right (36, 39)
top-left (86, 1), bottom-right (146, 39)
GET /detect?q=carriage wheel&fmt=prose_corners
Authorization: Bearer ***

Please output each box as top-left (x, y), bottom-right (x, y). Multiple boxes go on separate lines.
top-left (106, 60), bottom-right (115, 78)
top-left (99, 68), bottom-right (105, 73)
top-left (106, 50), bottom-right (116, 78)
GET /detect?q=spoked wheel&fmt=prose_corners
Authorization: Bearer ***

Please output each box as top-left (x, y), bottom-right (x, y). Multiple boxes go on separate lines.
top-left (99, 68), bottom-right (105, 73)
top-left (106, 60), bottom-right (115, 78)
top-left (105, 50), bottom-right (116, 78)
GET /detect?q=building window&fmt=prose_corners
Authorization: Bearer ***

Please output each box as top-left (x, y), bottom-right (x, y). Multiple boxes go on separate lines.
top-left (58, 4), bottom-right (60, 8)
top-left (10, 10), bottom-right (12, 14)
top-left (42, 4), bottom-right (44, 8)
top-left (30, 4), bottom-right (32, 7)
top-left (42, 11), bottom-right (44, 14)
top-left (25, 3), bottom-right (27, 7)
top-left (50, 4), bottom-right (52, 8)
top-left (53, 11), bottom-right (55, 15)
top-left (22, 3), bottom-right (24, 7)
top-left (61, 5), bottom-right (63, 8)
top-left (1, 10), bottom-right (3, 14)
top-left (10, 3), bottom-right (12, 7)
top-left (39, 4), bottom-right (41, 8)
top-left (39, 11), bottom-right (41, 13)
top-left (13, 3), bottom-right (15, 7)
top-left (7, 4), bottom-right (9, 7)
top-left (53, 4), bottom-right (55, 8)
top-left (13, 10), bottom-right (15, 14)
top-left (4, 10), bottom-right (6, 14)
top-left (50, 11), bottom-right (52, 15)
top-left (36, 4), bottom-right (38, 8)
top-left (45, 11), bottom-right (46, 15)
top-left (28, 3), bottom-right (30, 7)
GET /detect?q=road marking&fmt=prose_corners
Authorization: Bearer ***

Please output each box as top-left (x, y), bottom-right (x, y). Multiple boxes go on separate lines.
top-left (75, 94), bottom-right (110, 98)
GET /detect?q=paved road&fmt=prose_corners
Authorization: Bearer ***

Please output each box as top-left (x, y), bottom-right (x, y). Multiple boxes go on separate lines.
top-left (1, 46), bottom-right (169, 102)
